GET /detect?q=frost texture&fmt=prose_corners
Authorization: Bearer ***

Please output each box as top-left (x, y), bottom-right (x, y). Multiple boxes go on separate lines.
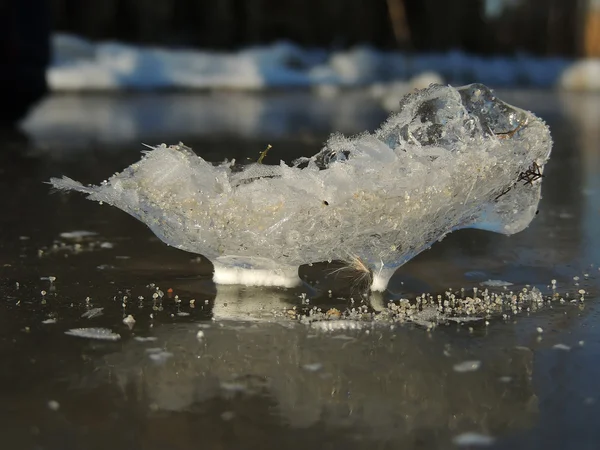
top-left (50, 84), bottom-right (552, 291)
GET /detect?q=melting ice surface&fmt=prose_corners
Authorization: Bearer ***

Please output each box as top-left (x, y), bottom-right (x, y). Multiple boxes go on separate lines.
top-left (50, 84), bottom-right (552, 291)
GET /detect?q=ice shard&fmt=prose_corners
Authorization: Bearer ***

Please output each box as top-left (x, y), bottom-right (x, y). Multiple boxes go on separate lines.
top-left (50, 84), bottom-right (552, 291)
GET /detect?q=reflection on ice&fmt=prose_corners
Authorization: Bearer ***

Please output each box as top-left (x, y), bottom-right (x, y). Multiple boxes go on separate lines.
top-left (86, 320), bottom-right (537, 445)
top-left (51, 84), bottom-right (552, 292)
top-left (22, 91), bottom-right (387, 151)
top-left (211, 285), bottom-right (297, 323)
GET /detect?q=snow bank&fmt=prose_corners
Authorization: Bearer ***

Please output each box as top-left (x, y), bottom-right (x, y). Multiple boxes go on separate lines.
top-left (50, 34), bottom-right (314, 90)
top-left (49, 33), bottom-right (587, 91)
top-left (559, 59), bottom-right (600, 91)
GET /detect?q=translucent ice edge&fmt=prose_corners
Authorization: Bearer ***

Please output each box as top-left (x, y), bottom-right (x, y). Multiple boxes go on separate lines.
top-left (49, 83), bottom-right (552, 292)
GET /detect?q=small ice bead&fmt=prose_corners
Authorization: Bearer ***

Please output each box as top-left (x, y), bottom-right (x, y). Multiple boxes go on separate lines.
top-left (48, 400), bottom-right (60, 411)
top-left (453, 432), bottom-right (495, 447)
top-left (453, 360), bottom-right (481, 373)
top-left (196, 330), bottom-right (205, 340)
top-left (553, 343), bottom-right (571, 351)
top-left (123, 315), bottom-right (136, 326)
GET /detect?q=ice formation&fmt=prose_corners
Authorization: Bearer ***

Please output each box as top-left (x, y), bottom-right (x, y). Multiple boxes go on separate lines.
top-left (50, 84), bottom-right (552, 291)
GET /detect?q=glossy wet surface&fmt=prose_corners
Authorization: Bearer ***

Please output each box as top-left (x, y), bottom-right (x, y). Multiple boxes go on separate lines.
top-left (1, 89), bottom-right (600, 449)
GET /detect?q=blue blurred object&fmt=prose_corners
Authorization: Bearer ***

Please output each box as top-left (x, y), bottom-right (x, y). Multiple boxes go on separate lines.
top-left (0, 0), bottom-right (50, 126)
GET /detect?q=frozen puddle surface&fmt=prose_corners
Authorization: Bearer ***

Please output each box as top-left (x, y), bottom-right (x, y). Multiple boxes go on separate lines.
top-left (3, 88), bottom-right (600, 449)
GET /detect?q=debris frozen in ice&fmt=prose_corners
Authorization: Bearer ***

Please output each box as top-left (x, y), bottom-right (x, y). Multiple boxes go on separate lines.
top-left (453, 360), bottom-right (482, 373)
top-left (65, 327), bottom-right (121, 341)
top-left (50, 84), bottom-right (552, 292)
top-left (452, 432), bottom-right (495, 447)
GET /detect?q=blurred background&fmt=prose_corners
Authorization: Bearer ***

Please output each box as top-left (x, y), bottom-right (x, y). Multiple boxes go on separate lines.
top-left (4, 0), bottom-right (600, 129)
top-left (45, 0), bottom-right (595, 56)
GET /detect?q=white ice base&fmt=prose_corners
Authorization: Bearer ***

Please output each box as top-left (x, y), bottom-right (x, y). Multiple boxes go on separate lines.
top-left (213, 265), bottom-right (301, 288)
top-left (371, 268), bottom-right (397, 292)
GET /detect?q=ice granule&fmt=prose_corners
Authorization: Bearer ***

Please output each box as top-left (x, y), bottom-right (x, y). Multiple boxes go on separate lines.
top-left (310, 320), bottom-right (364, 332)
top-left (302, 362), bottom-right (323, 372)
top-left (60, 230), bottom-right (98, 239)
top-left (452, 432), bottom-right (495, 447)
top-left (64, 327), bottom-right (121, 341)
top-left (553, 343), bottom-right (571, 351)
top-left (480, 279), bottom-right (513, 287)
top-left (47, 400), bottom-right (60, 411)
top-left (81, 307), bottom-right (104, 319)
top-left (133, 336), bottom-right (158, 342)
top-left (453, 360), bottom-right (482, 373)
top-left (50, 84), bottom-right (552, 292)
